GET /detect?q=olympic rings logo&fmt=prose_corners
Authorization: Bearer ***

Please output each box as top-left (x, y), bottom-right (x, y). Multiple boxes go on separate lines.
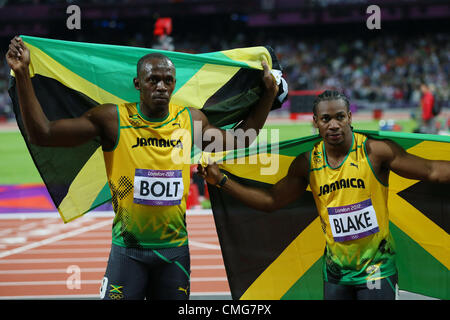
top-left (108, 292), bottom-right (124, 300)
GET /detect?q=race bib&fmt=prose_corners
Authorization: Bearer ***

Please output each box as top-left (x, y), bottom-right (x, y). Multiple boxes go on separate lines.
top-left (327, 199), bottom-right (379, 242)
top-left (133, 169), bottom-right (184, 206)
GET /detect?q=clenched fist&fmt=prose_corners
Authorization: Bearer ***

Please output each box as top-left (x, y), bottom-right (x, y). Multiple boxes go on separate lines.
top-left (6, 36), bottom-right (30, 74)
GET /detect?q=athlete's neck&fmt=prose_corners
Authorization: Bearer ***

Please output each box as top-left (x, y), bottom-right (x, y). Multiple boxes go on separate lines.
top-left (140, 101), bottom-right (169, 120)
top-left (324, 133), bottom-right (353, 166)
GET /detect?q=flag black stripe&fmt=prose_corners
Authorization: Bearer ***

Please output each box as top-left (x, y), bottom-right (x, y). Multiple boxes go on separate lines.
top-left (9, 74), bottom-right (101, 207)
top-left (209, 170), bottom-right (318, 299)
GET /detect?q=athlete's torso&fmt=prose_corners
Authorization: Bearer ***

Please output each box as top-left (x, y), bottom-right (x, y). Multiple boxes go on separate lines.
top-left (308, 132), bottom-right (396, 285)
top-left (103, 102), bottom-right (193, 248)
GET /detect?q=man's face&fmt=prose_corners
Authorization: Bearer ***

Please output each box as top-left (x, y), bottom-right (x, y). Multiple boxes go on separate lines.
top-left (420, 84), bottom-right (427, 94)
top-left (313, 99), bottom-right (352, 146)
top-left (134, 58), bottom-right (176, 108)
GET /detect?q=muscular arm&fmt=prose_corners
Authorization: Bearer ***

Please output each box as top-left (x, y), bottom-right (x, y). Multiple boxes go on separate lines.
top-left (190, 60), bottom-right (278, 151)
top-left (366, 138), bottom-right (450, 184)
top-left (7, 36), bottom-right (117, 149)
top-left (198, 153), bottom-right (309, 212)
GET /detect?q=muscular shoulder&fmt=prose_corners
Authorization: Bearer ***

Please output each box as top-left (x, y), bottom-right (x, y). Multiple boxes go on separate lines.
top-left (84, 103), bottom-right (117, 122)
top-left (188, 107), bottom-right (207, 123)
top-left (365, 138), bottom-right (405, 167)
top-left (83, 103), bottom-right (118, 149)
top-left (188, 107), bottom-right (215, 146)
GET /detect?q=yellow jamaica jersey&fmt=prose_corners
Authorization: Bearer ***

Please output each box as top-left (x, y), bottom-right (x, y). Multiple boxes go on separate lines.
top-left (103, 102), bottom-right (193, 248)
top-left (308, 132), bottom-right (397, 285)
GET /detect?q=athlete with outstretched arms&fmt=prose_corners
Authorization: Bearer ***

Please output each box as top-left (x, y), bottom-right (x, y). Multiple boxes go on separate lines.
top-left (198, 90), bottom-right (450, 300)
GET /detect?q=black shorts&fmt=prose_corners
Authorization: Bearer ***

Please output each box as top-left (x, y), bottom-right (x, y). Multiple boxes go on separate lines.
top-left (323, 273), bottom-right (398, 300)
top-left (100, 243), bottom-right (191, 300)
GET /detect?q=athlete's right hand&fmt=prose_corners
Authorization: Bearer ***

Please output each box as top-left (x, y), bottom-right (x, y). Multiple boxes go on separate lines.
top-left (6, 36), bottom-right (30, 74)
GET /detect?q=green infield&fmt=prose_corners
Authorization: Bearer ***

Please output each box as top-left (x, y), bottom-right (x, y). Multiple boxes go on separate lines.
top-left (0, 131), bottom-right (43, 184)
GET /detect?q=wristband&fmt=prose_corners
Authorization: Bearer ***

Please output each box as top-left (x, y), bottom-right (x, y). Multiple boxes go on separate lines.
top-left (216, 174), bottom-right (228, 188)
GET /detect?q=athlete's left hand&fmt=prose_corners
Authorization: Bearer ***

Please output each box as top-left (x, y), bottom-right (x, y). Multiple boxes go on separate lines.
top-left (196, 161), bottom-right (223, 186)
top-left (261, 60), bottom-right (279, 96)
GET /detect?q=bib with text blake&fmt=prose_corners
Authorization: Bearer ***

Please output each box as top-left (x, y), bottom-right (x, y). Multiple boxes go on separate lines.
top-left (327, 199), bottom-right (379, 242)
top-left (134, 169), bottom-right (184, 206)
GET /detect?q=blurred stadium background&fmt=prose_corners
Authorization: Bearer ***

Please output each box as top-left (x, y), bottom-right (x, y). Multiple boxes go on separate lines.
top-left (0, 0), bottom-right (448, 300)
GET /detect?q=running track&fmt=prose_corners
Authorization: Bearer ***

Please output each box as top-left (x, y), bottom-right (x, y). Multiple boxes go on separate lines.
top-left (0, 211), bottom-right (230, 299)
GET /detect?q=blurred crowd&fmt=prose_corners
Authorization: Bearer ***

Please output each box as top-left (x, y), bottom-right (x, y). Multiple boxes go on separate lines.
top-left (278, 33), bottom-right (449, 111)
top-left (1, 31), bottom-right (449, 121)
top-left (0, 59), bottom-right (11, 121)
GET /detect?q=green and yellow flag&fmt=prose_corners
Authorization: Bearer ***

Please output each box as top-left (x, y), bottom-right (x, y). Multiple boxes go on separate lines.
top-left (208, 130), bottom-right (449, 300)
top-left (8, 35), bottom-right (285, 223)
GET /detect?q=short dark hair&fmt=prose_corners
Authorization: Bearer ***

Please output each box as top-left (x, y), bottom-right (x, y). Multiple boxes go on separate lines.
top-left (136, 53), bottom-right (174, 76)
top-left (312, 90), bottom-right (350, 115)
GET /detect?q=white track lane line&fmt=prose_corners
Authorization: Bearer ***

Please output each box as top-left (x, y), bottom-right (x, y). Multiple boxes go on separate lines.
top-left (0, 265), bottom-right (224, 274)
top-left (0, 277), bottom-right (228, 286)
top-left (0, 220), bottom-right (111, 259)
top-left (19, 248), bottom-right (110, 254)
top-left (0, 209), bottom-right (212, 220)
top-left (0, 267), bottom-right (105, 274)
top-left (0, 254), bottom-right (223, 264)
top-left (189, 240), bottom-right (221, 250)
top-left (0, 257), bottom-right (107, 264)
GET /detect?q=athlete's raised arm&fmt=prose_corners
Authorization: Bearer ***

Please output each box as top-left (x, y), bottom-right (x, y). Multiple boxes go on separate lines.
top-left (6, 36), bottom-right (117, 148)
top-left (189, 60), bottom-right (278, 151)
top-left (197, 153), bottom-right (309, 212)
top-left (366, 138), bottom-right (450, 184)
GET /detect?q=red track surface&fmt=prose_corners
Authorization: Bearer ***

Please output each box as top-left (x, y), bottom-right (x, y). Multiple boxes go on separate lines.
top-left (0, 212), bottom-right (230, 299)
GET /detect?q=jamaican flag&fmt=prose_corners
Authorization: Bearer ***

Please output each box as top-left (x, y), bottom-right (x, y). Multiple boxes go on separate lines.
top-left (208, 130), bottom-right (449, 300)
top-left (8, 35), bottom-right (286, 223)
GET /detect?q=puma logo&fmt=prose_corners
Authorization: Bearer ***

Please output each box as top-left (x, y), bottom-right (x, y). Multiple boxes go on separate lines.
top-left (177, 286), bottom-right (189, 296)
top-left (350, 162), bottom-right (359, 169)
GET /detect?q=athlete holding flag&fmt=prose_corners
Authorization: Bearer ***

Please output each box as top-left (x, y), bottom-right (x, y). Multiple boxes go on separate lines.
top-left (198, 90), bottom-right (450, 300)
top-left (6, 36), bottom-right (279, 300)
